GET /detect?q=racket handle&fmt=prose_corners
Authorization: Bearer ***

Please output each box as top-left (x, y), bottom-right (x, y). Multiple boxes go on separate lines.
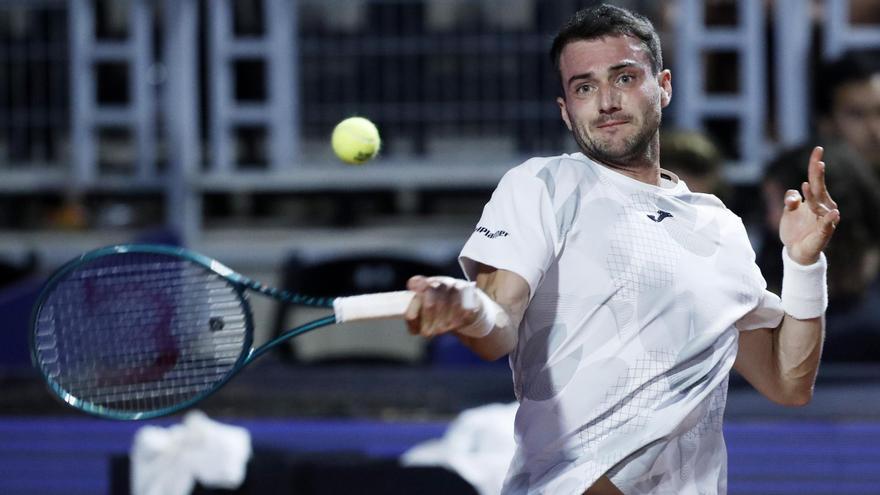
top-left (333, 291), bottom-right (415, 322)
top-left (332, 279), bottom-right (477, 323)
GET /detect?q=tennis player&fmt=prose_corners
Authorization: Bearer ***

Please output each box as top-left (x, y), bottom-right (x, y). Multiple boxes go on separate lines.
top-left (405, 5), bottom-right (838, 495)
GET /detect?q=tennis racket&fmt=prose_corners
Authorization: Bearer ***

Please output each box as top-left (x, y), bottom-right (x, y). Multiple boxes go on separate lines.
top-left (29, 244), bottom-right (462, 420)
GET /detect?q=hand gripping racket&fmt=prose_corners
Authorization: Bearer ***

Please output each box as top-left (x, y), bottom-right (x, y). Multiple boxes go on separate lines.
top-left (29, 244), bottom-right (454, 420)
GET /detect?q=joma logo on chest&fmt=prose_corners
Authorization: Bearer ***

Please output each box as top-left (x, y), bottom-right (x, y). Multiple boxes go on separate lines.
top-left (647, 210), bottom-right (673, 223)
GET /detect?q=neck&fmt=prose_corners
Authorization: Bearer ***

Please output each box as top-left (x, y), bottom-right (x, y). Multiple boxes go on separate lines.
top-left (589, 135), bottom-right (662, 186)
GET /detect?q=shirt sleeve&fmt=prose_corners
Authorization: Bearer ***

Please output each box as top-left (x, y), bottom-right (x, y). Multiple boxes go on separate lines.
top-left (459, 166), bottom-right (559, 299)
top-left (736, 288), bottom-right (784, 331)
top-left (734, 219), bottom-right (785, 331)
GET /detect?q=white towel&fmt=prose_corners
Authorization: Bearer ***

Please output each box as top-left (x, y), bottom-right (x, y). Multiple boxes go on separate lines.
top-left (131, 411), bottom-right (252, 495)
top-left (401, 402), bottom-right (517, 495)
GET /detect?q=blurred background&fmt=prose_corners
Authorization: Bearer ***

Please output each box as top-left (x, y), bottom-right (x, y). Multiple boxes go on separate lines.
top-left (1, 0), bottom-right (880, 494)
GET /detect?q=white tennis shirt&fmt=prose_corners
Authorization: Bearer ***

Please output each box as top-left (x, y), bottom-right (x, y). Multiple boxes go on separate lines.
top-left (459, 153), bottom-right (784, 495)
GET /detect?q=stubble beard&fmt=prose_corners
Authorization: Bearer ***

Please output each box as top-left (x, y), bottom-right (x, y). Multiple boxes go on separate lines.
top-left (571, 109), bottom-right (661, 168)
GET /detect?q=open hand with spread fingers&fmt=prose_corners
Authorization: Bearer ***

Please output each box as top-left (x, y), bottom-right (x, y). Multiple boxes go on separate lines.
top-left (779, 146), bottom-right (841, 265)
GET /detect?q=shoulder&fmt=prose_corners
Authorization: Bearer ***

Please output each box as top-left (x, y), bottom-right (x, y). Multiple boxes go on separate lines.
top-left (681, 190), bottom-right (736, 220)
top-left (503, 155), bottom-right (564, 181)
top-left (492, 156), bottom-right (563, 201)
top-left (499, 154), bottom-right (597, 203)
top-left (503, 153), bottom-right (593, 181)
top-left (679, 189), bottom-right (727, 210)
top-left (678, 190), bottom-right (752, 237)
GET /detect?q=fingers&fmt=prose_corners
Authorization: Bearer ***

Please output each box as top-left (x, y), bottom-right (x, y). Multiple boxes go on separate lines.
top-left (798, 207), bottom-right (841, 260)
top-left (784, 189), bottom-right (802, 211)
top-left (807, 146), bottom-right (823, 194)
top-left (805, 146), bottom-right (838, 214)
top-left (800, 182), bottom-right (823, 213)
top-left (419, 280), bottom-right (445, 335)
top-left (405, 276), bottom-right (425, 334)
top-left (404, 292), bottom-right (422, 335)
top-left (803, 178), bottom-right (835, 217)
top-left (808, 161), bottom-right (828, 211)
top-left (403, 276), bottom-right (478, 338)
top-left (406, 275), bottom-right (429, 292)
top-left (820, 208), bottom-right (841, 237)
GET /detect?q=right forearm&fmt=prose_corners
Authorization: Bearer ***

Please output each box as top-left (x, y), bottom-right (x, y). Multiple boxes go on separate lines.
top-left (456, 314), bottom-right (518, 361)
top-left (457, 268), bottom-right (527, 361)
top-left (404, 265), bottom-right (529, 361)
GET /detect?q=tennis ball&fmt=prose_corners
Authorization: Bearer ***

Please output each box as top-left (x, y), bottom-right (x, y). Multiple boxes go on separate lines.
top-left (331, 117), bottom-right (381, 164)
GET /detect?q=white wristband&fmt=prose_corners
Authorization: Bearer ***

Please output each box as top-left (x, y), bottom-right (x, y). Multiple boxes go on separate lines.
top-left (780, 247), bottom-right (828, 319)
top-left (456, 287), bottom-right (501, 339)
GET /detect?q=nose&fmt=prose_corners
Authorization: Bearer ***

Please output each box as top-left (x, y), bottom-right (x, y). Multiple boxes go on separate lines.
top-left (598, 85), bottom-right (621, 115)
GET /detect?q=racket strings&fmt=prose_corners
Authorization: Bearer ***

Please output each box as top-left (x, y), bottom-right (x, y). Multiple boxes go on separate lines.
top-left (43, 335), bottom-right (247, 368)
top-left (33, 253), bottom-right (249, 415)
top-left (42, 280), bottom-right (244, 348)
top-left (66, 369), bottom-right (235, 403)
top-left (43, 275), bottom-right (242, 362)
top-left (51, 348), bottom-right (245, 388)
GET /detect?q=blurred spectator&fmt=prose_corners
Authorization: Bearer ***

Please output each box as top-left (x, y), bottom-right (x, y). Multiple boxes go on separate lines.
top-left (49, 196), bottom-right (89, 230)
top-left (759, 142), bottom-right (880, 361)
top-left (815, 50), bottom-right (880, 177)
top-left (848, 0), bottom-right (880, 24)
top-left (660, 129), bottom-right (731, 201)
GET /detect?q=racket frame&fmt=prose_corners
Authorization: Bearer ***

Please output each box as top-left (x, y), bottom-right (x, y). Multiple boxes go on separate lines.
top-left (29, 244), bottom-right (336, 420)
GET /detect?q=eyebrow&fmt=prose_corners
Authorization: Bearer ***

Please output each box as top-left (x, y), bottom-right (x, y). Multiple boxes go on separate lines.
top-left (566, 61), bottom-right (641, 87)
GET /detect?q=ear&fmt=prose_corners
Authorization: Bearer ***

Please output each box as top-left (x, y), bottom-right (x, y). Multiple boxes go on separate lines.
top-left (658, 69), bottom-right (672, 108)
top-left (557, 96), bottom-right (573, 131)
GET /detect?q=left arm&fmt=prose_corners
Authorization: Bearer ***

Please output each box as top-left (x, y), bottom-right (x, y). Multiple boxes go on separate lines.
top-left (734, 146), bottom-right (840, 406)
top-left (734, 315), bottom-right (823, 406)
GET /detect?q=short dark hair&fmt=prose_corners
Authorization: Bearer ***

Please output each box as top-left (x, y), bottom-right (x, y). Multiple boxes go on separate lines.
top-left (815, 49), bottom-right (880, 118)
top-left (550, 4), bottom-right (663, 76)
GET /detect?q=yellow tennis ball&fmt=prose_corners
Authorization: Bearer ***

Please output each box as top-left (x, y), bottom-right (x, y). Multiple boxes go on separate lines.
top-left (331, 117), bottom-right (381, 164)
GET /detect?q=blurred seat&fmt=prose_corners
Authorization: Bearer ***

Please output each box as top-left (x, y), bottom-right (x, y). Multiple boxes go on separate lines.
top-left (0, 276), bottom-right (45, 374)
top-left (0, 251), bottom-right (38, 290)
top-left (427, 331), bottom-right (508, 367)
top-left (131, 227), bottom-right (182, 246)
top-left (272, 252), bottom-right (461, 365)
top-left (111, 449), bottom-right (478, 495)
top-left (0, 253), bottom-right (40, 373)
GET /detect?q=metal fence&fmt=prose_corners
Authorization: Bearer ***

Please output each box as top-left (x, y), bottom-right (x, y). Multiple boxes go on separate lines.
top-left (0, 0), bottom-right (878, 243)
top-left (0, 0), bottom-right (68, 178)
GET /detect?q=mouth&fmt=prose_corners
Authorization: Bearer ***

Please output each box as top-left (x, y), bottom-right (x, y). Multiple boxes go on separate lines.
top-left (595, 120), bottom-right (629, 129)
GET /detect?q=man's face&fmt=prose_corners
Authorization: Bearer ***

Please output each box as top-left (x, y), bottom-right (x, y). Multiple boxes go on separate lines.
top-left (556, 35), bottom-right (671, 166)
top-left (828, 75), bottom-right (880, 169)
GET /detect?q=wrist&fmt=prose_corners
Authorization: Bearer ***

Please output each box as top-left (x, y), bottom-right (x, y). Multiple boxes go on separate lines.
top-left (457, 288), bottom-right (501, 338)
top-left (781, 246), bottom-right (827, 319)
top-left (785, 245), bottom-right (820, 265)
